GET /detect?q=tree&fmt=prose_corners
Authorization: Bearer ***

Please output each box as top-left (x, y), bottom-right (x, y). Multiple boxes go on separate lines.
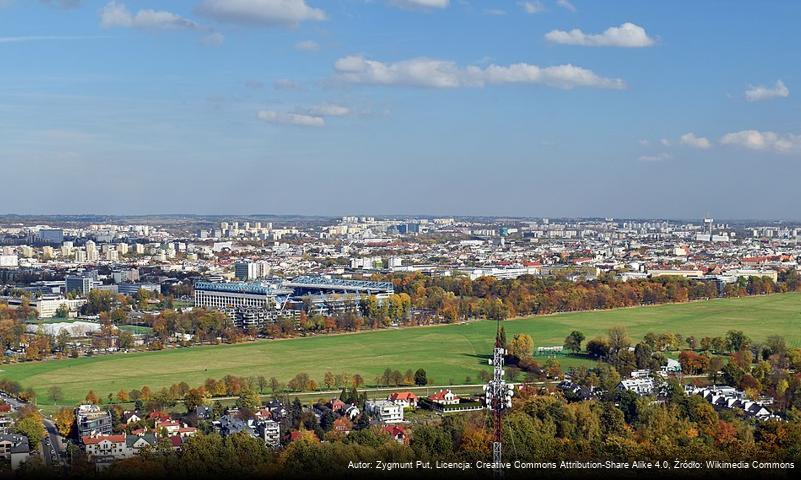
top-left (54, 304), bottom-right (70, 319)
top-left (269, 377), bottom-right (282, 395)
top-left (507, 333), bottom-right (534, 361)
top-left (563, 330), bottom-right (585, 354)
top-left (118, 331), bottom-right (135, 350)
top-left (497, 326), bottom-right (507, 347)
top-left (323, 372), bottom-right (335, 389)
top-left (15, 416), bottom-right (46, 448)
top-left (586, 338), bottom-right (610, 359)
top-left (414, 368), bottom-right (428, 386)
top-left (257, 376), bottom-right (268, 394)
top-left (47, 386), bottom-right (64, 404)
top-left (352, 374), bottom-right (364, 388)
top-left (236, 389), bottom-right (261, 411)
top-left (116, 389), bottom-right (129, 403)
top-left (184, 389), bottom-right (206, 412)
top-left (54, 407), bottom-right (75, 437)
top-left (85, 390), bottom-right (99, 404)
top-left (726, 330), bottom-right (751, 353)
top-left (708, 356), bottom-right (725, 383)
top-left (607, 326), bottom-right (631, 353)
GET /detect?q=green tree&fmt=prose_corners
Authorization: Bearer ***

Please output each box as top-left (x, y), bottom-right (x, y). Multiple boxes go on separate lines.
top-left (47, 385), bottom-right (64, 404)
top-left (15, 416), bottom-right (46, 448)
top-left (54, 304), bottom-right (70, 319)
top-left (414, 368), bottom-right (428, 386)
top-left (725, 330), bottom-right (751, 353)
top-left (236, 389), bottom-right (261, 411)
top-left (563, 330), bottom-right (585, 354)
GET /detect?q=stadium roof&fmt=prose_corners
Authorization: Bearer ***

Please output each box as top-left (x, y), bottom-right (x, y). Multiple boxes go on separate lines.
top-left (286, 275), bottom-right (394, 293)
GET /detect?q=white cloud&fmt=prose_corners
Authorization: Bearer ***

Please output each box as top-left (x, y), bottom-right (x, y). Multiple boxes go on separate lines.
top-left (295, 40), bottom-right (319, 51)
top-left (306, 103), bottom-right (351, 117)
top-left (720, 130), bottom-right (801, 154)
top-left (197, 0), bottom-right (326, 26)
top-left (519, 1), bottom-right (545, 14)
top-left (484, 9), bottom-right (506, 16)
top-left (390, 0), bottom-right (449, 9)
top-left (680, 132), bottom-right (711, 149)
top-left (659, 138), bottom-right (671, 146)
top-left (333, 55), bottom-right (625, 90)
top-left (201, 32), bottom-right (225, 46)
top-left (100, 1), bottom-right (203, 30)
top-left (546, 22), bottom-right (655, 48)
top-left (638, 152), bottom-right (671, 162)
top-left (257, 103), bottom-right (351, 127)
top-left (556, 0), bottom-right (576, 12)
top-left (257, 110), bottom-right (324, 127)
top-left (744, 80), bottom-right (790, 102)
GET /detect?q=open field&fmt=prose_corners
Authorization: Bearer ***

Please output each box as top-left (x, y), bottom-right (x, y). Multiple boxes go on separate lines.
top-left (2, 293), bottom-right (800, 407)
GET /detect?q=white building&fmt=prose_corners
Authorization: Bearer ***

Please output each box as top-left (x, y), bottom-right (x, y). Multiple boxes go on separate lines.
top-left (365, 400), bottom-right (404, 424)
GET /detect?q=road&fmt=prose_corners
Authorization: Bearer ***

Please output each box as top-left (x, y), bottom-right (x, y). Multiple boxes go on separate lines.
top-left (0, 392), bottom-right (64, 466)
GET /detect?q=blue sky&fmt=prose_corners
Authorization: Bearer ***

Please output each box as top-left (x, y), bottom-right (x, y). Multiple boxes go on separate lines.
top-left (1, 0), bottom-right (800, 220)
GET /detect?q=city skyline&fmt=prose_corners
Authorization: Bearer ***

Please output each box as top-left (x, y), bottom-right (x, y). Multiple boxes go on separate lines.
top-left (2, 0), bottom-right (800, 219)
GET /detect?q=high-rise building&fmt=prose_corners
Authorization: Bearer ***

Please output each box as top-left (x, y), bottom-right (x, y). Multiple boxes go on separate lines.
top-left (85, 240), bottom-right (99, 262)
top-left (235, 261), bottom-right (265, 281)
top-left (36, 228), bottom-right (64, 245)
top-left (65, 276), bottom-right (94, 296)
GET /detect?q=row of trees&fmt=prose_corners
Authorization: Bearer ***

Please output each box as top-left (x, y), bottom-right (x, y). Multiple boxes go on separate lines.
top-left (386, 271), bottom-right (800, 322)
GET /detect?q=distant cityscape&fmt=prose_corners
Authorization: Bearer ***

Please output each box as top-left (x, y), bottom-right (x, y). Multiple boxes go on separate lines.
top-left (1, 214), bottom-right (797, 329)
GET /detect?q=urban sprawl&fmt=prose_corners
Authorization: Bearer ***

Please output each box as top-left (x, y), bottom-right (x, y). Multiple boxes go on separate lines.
top-left (1, 215), bottom-right (801, 476)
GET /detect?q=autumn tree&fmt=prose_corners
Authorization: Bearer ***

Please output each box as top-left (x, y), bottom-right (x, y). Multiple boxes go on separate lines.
top-left (507, 333), bottom-right (534, 361)
top-left (116, 389), bottom-right (129, 403)
top-left (54, 407), bottom-right (75, 437)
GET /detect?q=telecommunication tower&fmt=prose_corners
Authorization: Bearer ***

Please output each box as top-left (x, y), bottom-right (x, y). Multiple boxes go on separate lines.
top-left (484, 320), bottom-right (514, 478)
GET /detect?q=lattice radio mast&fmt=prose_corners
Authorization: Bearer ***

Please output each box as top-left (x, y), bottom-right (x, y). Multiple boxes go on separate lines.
top-left (484, 319), bottom-right (514, 478)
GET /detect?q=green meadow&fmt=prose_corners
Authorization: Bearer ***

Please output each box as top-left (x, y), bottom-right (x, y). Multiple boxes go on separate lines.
top-left (3, 293), bottom-right (800, 407)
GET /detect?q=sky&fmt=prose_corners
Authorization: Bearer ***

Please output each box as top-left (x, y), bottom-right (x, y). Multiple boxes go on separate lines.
top-left (1, 0), bottom-right (800, 220)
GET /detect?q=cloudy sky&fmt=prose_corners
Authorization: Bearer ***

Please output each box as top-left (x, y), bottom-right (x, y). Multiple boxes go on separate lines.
top-left (1, 0), bottom-right (799, 219)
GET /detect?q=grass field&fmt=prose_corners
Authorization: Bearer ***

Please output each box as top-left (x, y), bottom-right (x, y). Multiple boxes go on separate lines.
top-left (3, 293), bottom-right (800, 408)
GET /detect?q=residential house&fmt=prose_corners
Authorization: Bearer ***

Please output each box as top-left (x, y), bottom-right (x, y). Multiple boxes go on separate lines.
top-left (661, 359), bottom-right (682, 374)
top-left (383, 425), bottom-right (408, 445)
top-left (344, 404), bottom-right (360, 420)
top-left (122, 411), bottom-right (142, 425)
top-left (388, 392), bottom-right (418, 409)
top-left (126, 433), bottom-right (158, 456)
top-left (365, 400), bottom-right (404, 424)
top-left (618, 378), bottom-right (655, 396)
top-left (429, 389), bottom-right (460, 406)
top-left (0, 434), bottom-right (30, 470)
top-left (82, 434), bottom-right (130, 463)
